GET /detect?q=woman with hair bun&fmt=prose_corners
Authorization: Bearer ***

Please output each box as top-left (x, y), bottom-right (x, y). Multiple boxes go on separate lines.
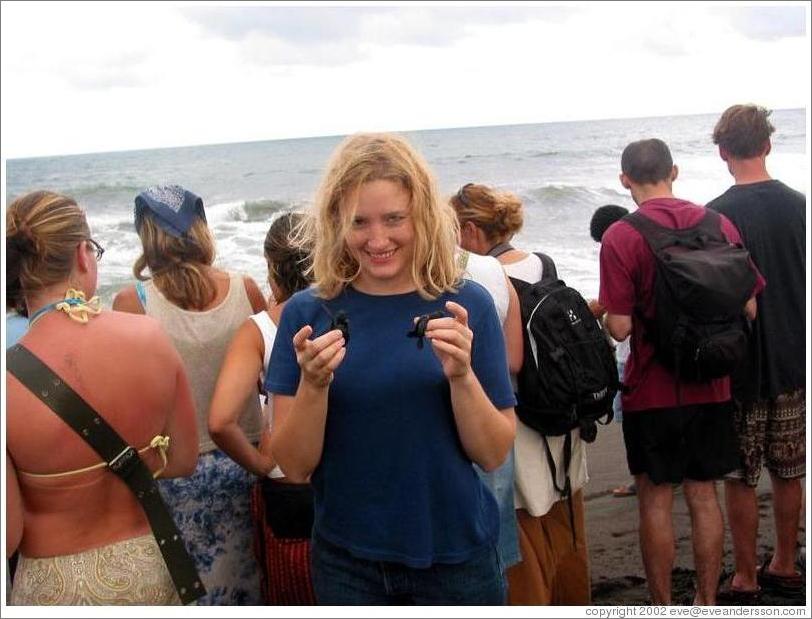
top-left (6, 190), bottom-right (198, 605)
top-left (450, 183), bottom-right (592, 605)
top-left (208, 212), bottom-right (316, 604)
top-left (113, 185), bottom-right (266, 605)
top-left (266, 133), bottom-right (516, 604)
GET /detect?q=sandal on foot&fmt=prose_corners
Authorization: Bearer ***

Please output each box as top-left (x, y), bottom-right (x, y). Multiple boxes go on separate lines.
top-left (757, 557), bottom-right (804, 593)
top-left (717, 577), bottom-right (761, 605)
top-left (612, 483), bottom-right (637, 497)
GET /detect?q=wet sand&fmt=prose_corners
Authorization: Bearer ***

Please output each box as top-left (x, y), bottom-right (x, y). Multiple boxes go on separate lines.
top-left (584, 422), bottom-right (806, 606)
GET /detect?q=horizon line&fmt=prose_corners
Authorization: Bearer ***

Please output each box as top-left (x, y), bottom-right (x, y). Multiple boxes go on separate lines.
top-left (5, 107), bottom-right (805, 162)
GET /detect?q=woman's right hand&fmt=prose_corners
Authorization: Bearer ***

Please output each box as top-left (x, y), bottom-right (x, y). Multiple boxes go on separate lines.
top-left (293, 325), bottom-right (346, 388)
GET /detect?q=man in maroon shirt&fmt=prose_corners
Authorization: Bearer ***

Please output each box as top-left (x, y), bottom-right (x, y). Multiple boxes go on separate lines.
top-left (598, 139), bottom-right (762, 605)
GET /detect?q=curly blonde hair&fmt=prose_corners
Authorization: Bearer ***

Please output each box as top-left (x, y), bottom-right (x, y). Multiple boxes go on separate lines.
top-left (449, 183), bottom-right (524, 244)
top-left (305, 133), bottom-right (460, 300)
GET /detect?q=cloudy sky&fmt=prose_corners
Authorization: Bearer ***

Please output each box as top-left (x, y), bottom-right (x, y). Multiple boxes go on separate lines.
top-left (1, 1), bottom-right (808, 159)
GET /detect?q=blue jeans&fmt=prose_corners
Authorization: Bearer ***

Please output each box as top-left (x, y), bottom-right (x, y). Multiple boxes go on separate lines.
top-left (475, 448), bottom-right (521, 569)
top-left (311, 533), bottom-right (506, 605)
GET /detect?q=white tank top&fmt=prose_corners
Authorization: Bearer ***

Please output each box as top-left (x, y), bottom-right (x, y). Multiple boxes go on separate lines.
top-left (249, 310), bottom-right (284, 479)
top-left (459, 250), bottom-right (510, 325)
top-left (142, 273), bottom-right (262, 454)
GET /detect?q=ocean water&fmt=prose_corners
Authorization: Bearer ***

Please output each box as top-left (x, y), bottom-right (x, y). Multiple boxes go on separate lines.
top-left (6, 109), bottom-right (807, 304)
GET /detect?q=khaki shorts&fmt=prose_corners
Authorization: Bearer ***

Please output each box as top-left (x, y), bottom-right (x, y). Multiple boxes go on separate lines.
top-left (725, 388), bottom-right (806, 487)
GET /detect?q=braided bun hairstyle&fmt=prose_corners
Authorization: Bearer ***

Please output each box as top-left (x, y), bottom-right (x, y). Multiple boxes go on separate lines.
top-left (6, 191), bottom-right (90, 314)
top-left (449, 183), bottom-right (524, 243)
top-left (133, 215), bottom-right (216, 310)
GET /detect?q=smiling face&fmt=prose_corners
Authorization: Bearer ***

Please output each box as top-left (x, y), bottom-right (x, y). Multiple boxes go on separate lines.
top-left (346, 178), bottom-right (416, 295)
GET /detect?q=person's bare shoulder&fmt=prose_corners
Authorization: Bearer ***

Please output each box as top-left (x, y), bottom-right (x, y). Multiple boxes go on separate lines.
top-left (112, 285), bottom-right (145, 314)
top-left (97, 311), bottom-right (175, 359)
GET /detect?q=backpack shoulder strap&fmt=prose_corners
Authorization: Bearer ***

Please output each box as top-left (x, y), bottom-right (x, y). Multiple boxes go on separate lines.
top-left (534, 252), bottom-right (558, 284)
top-left (487, 242), bottom-right (514, 258)
top-left (627, 209), bottom-right (728, 252)
top-left (623, 211), bottom-right (675, 253)
top-left (507, 275), bottom-right (530, 297)
top-left (695, 208), bottom-right (726, 242)
top-left (541, 433), bottom-right (577, 547)
top-left (6, 344), bottom-right (205, 605)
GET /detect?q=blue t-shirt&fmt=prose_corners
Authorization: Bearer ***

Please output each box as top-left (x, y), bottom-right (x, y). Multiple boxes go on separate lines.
top-left (265, 281), bottom-right (516, 568)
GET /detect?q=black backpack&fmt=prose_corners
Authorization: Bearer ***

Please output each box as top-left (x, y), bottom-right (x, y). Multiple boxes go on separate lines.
top-left (489, 243), bottom-right (618, 442)
top-left (488, 244), bottom-right (618, 541)
top-left (624, 210), bottom-right (756, 387)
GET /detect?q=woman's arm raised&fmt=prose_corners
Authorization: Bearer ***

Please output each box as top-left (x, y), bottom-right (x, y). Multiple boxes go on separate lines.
top-left (269, 326), bottom-right (345, 483)
top-left (425, 301), bottom-right (515, 471)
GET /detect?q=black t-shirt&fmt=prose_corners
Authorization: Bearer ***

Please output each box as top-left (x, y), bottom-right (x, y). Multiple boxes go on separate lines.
top-left (707, 180), bottom-right (806, 402)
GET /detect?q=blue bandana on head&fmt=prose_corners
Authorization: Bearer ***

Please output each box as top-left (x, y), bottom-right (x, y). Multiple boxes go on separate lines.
top-left (134, 185), bottom-right (206, 238)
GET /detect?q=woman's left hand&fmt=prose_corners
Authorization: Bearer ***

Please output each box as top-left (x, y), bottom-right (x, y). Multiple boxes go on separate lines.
top-left (424, 301), bottom-right (473, 381)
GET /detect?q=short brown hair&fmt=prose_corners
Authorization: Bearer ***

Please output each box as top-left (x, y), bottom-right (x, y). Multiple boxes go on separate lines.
top-left (621, 139), bottom-right (673, 185)
top-left (712, 104), bottom-right (775, 159)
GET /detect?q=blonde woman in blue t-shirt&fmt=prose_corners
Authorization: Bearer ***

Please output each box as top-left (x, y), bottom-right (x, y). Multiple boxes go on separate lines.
top-left (266, 133), bottom-right (516, 605)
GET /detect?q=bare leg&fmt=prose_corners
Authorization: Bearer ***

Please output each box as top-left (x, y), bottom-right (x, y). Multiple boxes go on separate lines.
top-left (724, 479), bottom-right (760, 591)
top-left (636, 474), bottom-right (674, 604)
top-left (684, 480), bottom-right (724, 605)
top-left (768, 473), bottom-right (802, 576)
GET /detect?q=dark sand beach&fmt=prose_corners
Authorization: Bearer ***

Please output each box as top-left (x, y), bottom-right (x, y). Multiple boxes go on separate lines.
top-left (585, 422), bottom-right (806, 606)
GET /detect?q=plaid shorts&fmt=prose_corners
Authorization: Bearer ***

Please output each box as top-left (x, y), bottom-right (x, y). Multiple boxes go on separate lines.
top-left (726, 388), bottom-right (806, 487)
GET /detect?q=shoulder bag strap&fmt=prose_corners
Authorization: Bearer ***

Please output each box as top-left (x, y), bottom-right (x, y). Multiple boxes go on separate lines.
top-left (6, 344), bottom-right (205, 605)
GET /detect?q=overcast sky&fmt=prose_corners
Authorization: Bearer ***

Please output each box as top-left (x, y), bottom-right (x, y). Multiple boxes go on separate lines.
top-left (1, 1), bottom-right (809, 159)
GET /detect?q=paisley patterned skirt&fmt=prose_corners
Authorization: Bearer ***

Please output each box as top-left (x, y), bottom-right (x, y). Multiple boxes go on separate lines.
top-left (11, 534), bottom-right (179, 605)
top-left (159, 449), bottom-right (262, 605)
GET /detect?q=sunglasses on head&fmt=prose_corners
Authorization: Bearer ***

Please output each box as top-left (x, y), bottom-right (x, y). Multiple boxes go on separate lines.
top-left (456, 183), bottom-right (474, 208)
